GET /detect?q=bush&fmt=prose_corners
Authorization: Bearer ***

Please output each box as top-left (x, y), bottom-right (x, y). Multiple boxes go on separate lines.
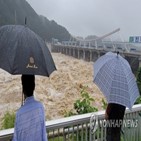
top-left (65, 86), bottom-right (98, 116)
top-left (135, 67), bottom-right (141, 104)
top-left (1, 111), bottom-right (15, 130)
top-left (74, 88), bottom-right (98, 114)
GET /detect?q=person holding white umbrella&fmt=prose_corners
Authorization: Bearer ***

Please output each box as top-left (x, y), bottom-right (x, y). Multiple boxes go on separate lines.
top-left (93, 52), bottom-right (140, 141)
top-left (105, 103), bottom-right (125, 141)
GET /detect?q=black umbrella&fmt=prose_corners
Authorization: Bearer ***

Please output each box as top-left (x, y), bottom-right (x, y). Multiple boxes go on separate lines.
top-left (0, 25), bottom-right (56, 77)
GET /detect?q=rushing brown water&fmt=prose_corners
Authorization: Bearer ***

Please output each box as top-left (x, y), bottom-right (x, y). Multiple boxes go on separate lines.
top-left (0, 53), bottom-right (104, 123)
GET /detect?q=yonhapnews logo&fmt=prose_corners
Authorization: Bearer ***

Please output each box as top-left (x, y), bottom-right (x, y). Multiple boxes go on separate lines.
top-left (90, 113), bottom-right (139, 134)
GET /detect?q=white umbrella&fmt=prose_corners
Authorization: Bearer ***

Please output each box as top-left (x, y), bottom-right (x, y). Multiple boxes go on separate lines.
top-left (93, 52), bottom-right (139, 110)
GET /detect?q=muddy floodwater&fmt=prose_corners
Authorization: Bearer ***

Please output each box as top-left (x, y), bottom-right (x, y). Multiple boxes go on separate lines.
top-left (0, 53), bottom-right (104, 123)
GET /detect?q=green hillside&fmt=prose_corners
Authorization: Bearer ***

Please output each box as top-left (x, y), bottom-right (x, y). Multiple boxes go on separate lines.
top-left (0, 0), bottom-right (71, 41)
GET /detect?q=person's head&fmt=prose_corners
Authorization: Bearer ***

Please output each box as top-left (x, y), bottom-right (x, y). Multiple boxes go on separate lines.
top-left (21, 75), bottom-right (35, 97)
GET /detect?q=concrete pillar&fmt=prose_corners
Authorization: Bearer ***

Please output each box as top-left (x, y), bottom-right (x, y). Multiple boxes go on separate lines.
top-left (60, 47), bottom-right (62, 53)
top-left (71, 49), bottom-right (73, 56)
top-left (83, 50), bottom-right (85, 60)
top-left (64, 47), bottom-right (66, 54)
top-left (75, 49), bottom-right (78, 58)
top-left (69, 48), bottom-right (71, 56)
top-left (90, 51), bottom-right (92, 61)
top-left (65, 48), bottom-right (66, 54)
top-left (78, 49), bottom-right (80, 59)
top-left (98, 51), bottom-right (100, 58)
top-left (73, 48), bottom-right (75, 57)
top-left (95, 41), bottom-right (98, 49)
top-left (62, 47), bottom-right (64, 54)
top-left (64, 47), bottom-right (65, 54)
top-left (67, 48), bottom-right (69, 55)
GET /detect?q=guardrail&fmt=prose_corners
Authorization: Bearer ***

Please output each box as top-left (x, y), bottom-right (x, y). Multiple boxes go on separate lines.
top-left (0, 104), bottom-right (141, 141)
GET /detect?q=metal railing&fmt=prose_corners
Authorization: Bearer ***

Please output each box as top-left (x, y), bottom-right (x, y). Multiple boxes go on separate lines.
top-left (0, 104), bottom-right (141, 141)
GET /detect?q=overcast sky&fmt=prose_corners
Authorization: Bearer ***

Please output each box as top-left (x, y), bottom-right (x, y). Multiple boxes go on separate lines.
top-left (26, 0), bottom-right (141, 41)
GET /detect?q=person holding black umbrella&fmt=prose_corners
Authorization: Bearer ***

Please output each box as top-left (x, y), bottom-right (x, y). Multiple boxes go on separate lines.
top-left (13, 75), bottom-right (47, 141)
top-left (0, 24), bottom-right (56, 141)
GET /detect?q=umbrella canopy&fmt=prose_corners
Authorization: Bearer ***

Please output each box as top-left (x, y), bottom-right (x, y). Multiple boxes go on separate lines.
top-left (0, 25), bottom-right (56, 77)
top-left (93, 52), bottom-right (139, 110)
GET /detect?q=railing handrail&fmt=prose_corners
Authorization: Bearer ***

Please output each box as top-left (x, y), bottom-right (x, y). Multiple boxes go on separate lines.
top-left (0, 104), bottom-right (141, 139)
top-left (46, 110), bottom-right (104, 130)
top-left (46, 104), bottom-right (141, 129)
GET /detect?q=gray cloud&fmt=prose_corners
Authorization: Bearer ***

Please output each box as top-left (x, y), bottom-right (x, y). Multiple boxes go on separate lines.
top-left (26, 0), bottom-right (141, 40)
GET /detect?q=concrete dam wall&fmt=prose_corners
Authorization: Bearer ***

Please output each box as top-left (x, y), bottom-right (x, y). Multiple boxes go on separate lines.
top-left (51, 44), bottom-right (141, 74)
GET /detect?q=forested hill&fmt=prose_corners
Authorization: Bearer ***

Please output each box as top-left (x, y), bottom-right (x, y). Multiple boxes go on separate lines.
top-left (0, 0), bottom-right (71, 41)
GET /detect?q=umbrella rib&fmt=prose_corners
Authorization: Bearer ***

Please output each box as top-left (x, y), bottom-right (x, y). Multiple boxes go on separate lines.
top-left (12, 27), bottom-right (25, 74)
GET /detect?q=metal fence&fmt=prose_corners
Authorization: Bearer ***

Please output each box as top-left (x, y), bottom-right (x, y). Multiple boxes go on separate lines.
top-left (0, 104), bottom-right (141, 141)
